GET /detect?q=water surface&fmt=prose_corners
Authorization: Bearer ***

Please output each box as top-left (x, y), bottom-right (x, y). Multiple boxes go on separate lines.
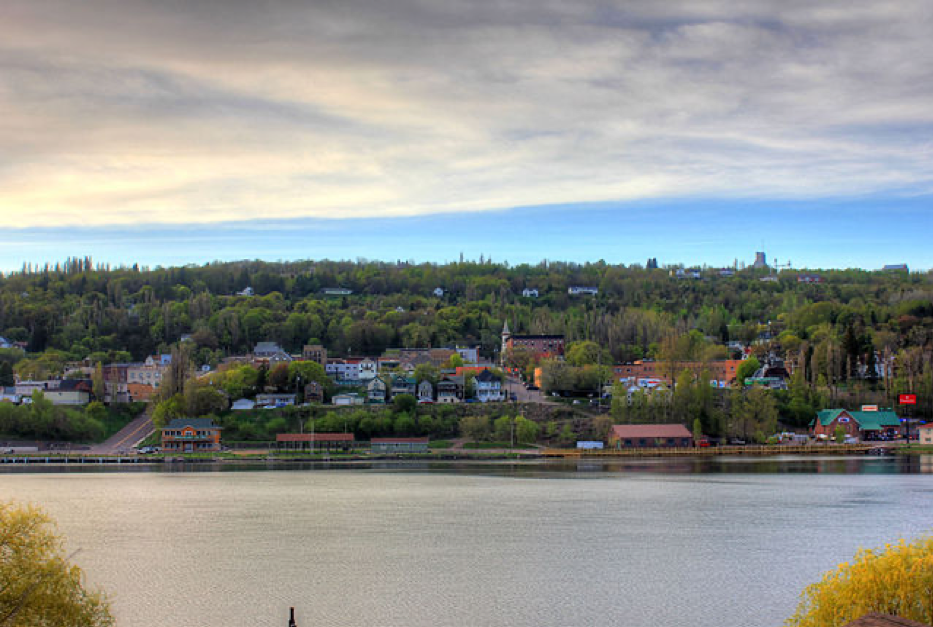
top-left (1, 456), bottom-right (931, 627)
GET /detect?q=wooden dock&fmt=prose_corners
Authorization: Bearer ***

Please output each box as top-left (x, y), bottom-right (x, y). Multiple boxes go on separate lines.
top-left (0, 454), bottom-right (160, 465)
top-left (541, 444), bottom-right (885, 457)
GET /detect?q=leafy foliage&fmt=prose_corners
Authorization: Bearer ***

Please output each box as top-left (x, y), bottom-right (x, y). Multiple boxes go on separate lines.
top-left (0, 501), bottom-right (113, 627)
top-left (786, 536), bottom-right (933, 627)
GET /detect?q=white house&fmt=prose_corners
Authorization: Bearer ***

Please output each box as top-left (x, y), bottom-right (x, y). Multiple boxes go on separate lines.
top-left (231, 399), bottom-right (256, 411)
top-left (567, 286), bottom-right (598, 296)
top-left (521, 288), bottom-right (539, 298)
top-left (433, 287), bottom-right (444, 297)
top-left (236, 286), bottom-right (254, 297)
top-left (473, 369), bottom-right (503, 402)
top-left (332, 393), bottom-right (364, 406)
top-left (358, 358), bottom-right (378, 381)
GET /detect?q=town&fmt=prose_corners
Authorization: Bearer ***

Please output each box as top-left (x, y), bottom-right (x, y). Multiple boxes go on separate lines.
top-left (1, 252), bottom-right (929, 459)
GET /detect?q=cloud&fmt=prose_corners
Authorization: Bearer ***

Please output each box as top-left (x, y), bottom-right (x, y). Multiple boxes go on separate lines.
top-left (1, 0), bottom-right (932, 227)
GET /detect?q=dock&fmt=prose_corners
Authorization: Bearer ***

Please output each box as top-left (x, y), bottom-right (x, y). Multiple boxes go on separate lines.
top-left (541, 444), bottom-right (887, 457)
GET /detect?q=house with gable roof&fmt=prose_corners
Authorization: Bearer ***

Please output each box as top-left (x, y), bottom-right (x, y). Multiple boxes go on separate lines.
top-left (437, 376), bottom-right (464, 403)
top-left (417, 379), bottom-right (434, 402)
top-left (810, 409), bottom-right (901, 441)
top-left (473, 369), bottom-right (503, 402)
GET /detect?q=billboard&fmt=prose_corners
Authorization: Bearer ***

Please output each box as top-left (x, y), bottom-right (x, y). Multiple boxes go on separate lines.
top-left (899, 394), bottom-right (917, 405)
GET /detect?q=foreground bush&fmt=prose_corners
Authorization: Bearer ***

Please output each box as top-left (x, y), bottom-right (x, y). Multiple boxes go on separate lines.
top-left (786, 536), bottom-right (933, 626)
top-left (0, 501), bottom-right (113, 627)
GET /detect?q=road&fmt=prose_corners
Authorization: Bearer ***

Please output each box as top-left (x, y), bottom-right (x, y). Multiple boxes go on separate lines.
top-left (503, 376), bottom-right (550, 403)
top-left (89, 408), bottom-right (154, 454)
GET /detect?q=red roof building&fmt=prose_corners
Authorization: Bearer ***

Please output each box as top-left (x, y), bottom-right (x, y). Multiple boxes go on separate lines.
top-left (608, 424), bottom-right (694, 448)
top-left (275, 433), bottom-right (355, 451)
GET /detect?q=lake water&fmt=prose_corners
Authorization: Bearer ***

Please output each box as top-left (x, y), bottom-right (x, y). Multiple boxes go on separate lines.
top-left (2, 456), bottom-right (932, 627)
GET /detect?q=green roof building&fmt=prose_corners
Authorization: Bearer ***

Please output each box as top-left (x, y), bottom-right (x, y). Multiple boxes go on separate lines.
top-left (810, 409), bottom-right (901, 440)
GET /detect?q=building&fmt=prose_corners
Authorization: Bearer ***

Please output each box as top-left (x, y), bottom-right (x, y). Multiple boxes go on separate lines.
top-left (102, 364), bottom-right (130, 403)
top-left (455, 345), bottom-right (480, 364)
top-left (255, 393), bottom-right (296, 408)
top-left (127, 355), bottom-right (169, 390)
top-left (882, 264), bottom-right (908, 272)
top-left (437, 376), bottom-right (464, 403)
top-left (304, 381), bottom-right (324, 403)
top-left (42, 379), bottom-right (92, 405)
top-left (919, 424), bottom-right (933, 446)
top-left (753, 251), bottom-right (768, 268)
top-left (608, 424), bottom-right (694, 448)
top-left (276, 433), bottom-right (355, 451)
top-left (417, 379), bottom-right (434, 402)
top-left (473, 369), bottom-right (503, 402)
top-left (236, 286), bottom-right (254, 297)
top-left (231, 399), bottom-right (256, 410)
top-left (390, 375), bottom-right (416, 398)
top-left (162, 418), bottom-right (222, 453)
top-left (521, 288), bottom-right (539, 298)
top-left (568, 286), bottom-right (598, 296)
top-left (331, 393), bottom-right (364, 406)
top-left (320, 287), bottom-right (352, 296)
top-left (501, 322), bottom-right (565, 362)
top-left (433, 287), bottom-right (444, 297)
top-left (810, 409), bottom-right (901, 441)
top-left (253, 342), bottom-right (292, 364)
top-left (367, 377), bottom-right (387, 403)
top-left (302, 345), bottom-right (327, 366)
top-left (371, 437), bottom-right (429, 454)
top-left (796, 273), bottom-right (824, 284)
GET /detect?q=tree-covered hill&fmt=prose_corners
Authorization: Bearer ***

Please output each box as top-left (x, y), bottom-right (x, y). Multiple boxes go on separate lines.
top-left (0, 256), bottom-right (930, 375)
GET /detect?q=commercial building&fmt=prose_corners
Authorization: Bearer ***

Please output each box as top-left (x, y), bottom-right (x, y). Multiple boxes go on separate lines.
top-left (162, 418), bottom-right (222, 453)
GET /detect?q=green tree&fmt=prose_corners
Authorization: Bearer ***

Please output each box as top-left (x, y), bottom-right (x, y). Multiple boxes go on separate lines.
top-left (515, 416), bottom-right (539, 444)
top-left (91, 362), bottom-right (105, 402)
top-left (459, 415), bottom-right (490, 441)
top-left (566, 341), bottom-right (600, 366)
top-left (693, 417), bottom-right (704, 442)
top-left (393, 394), bottom-right (417, 413)
top-left (0, 362), bottom-right (13, 387)
top-left (85, 401), bottom-right (107, 425)
top-left (413, 363), bottom-right (439, 385)
top-left (493, 415), bottom-right (513, 442)
top-left (735, 356), bottom-right (761, 384)
top-left (787, 535), bottom-right (933, 627)
top-left (0, 501), bottom-right (113, 627)
top-left (834, 424), bottom-right (846, 443)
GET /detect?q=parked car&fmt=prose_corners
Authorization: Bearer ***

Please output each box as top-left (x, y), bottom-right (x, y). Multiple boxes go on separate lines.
top-left (526, 384), bottom-right (539, 390)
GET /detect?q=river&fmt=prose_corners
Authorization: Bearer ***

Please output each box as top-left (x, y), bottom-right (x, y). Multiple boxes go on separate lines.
top-left (2, 456), bottom-right (932, 627)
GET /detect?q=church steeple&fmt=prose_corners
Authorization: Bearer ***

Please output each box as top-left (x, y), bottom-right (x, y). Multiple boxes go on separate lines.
top-left (500, 321), bottom-right (511, 366)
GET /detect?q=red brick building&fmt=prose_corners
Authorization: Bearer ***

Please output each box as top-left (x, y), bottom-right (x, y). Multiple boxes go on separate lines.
top-left (608, 424), bottom-right (694, 448)
top-left (276, 433), bottom-right (355, 451)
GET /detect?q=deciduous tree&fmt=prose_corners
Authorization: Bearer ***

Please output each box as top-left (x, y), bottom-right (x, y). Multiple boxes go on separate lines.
top-left (0, 501), bottom-right (113, 627)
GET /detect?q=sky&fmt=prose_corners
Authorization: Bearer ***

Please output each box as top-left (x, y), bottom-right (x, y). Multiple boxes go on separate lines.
top-left (2, 0), bottom-right (932, 271)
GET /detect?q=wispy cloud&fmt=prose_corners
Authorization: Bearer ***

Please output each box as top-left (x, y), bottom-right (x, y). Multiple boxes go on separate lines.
top-left (1, 0), bottom-right (932, 227)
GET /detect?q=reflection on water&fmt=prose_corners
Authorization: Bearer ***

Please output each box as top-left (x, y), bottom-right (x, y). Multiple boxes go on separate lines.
top-left (1, 453), bottom-right (929, 476)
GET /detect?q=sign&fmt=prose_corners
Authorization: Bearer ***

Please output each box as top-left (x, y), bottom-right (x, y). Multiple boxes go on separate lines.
top-left (861, 405), bottom-right (879, 412)
top-left (900, 394), bottom-right (917, 405)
